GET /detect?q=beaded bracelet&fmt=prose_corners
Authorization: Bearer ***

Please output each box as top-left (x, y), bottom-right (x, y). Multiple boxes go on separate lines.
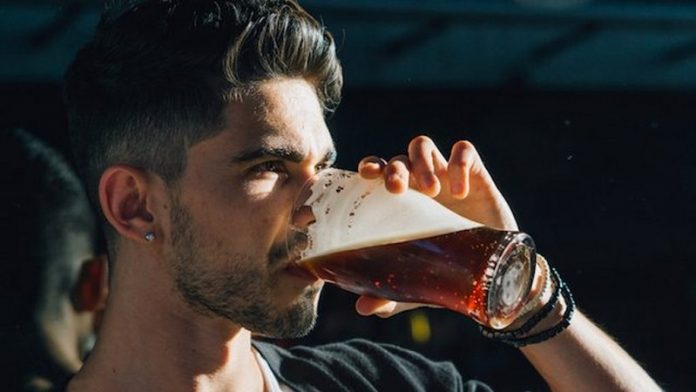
top-left (479, 265), bottom-right (562, 340)
top-left (479, 268), bottom-right (575, 347)
top-left (502, 271), bottom-right (576, 347)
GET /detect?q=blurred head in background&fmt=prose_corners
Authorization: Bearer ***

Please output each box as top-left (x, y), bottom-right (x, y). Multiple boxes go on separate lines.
top-left (0, 129), bottom-right (107, 391)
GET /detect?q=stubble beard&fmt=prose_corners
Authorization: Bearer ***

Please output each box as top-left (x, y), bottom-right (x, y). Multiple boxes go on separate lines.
top-left (166, 197), bottom-right (320, 338)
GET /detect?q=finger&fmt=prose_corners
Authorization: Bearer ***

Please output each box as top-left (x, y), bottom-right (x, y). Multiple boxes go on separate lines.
top-left (407, 136), bottom-right (440, 197)
top-left (448, 140), bottom-right (478, 199)
top-left (431, 145), bottom-right (450, 187)
top-left (358, 156), bottom-right (387, 179)
top-left (355, 296), bottom-right (397, 317)
top-left (384, 155), bottom-right (410, 194)
top-left (355, 296), bottom-right (426, 318)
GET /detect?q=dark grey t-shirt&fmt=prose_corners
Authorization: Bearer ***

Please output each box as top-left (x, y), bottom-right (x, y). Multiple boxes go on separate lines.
top-left (56, 339), bottom-right (493, 391)
top-left (253, 338), bottom-right (493, 392)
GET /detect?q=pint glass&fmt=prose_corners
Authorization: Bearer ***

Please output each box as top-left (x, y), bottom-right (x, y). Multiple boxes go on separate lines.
top-left (287, 169), bottom-right (536, 329)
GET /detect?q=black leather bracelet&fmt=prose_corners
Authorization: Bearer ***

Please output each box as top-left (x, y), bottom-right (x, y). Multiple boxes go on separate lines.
top-left (501, 274), bottom-right (576, 347)
top-left (479, 267), bottom-right (562, 340)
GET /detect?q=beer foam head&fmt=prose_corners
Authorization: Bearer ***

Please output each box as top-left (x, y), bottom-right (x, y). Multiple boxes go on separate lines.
top-left (291, 169), bottom-right (482, 260)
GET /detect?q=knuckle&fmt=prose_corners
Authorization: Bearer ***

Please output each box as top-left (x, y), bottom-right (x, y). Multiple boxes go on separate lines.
top-left (414, 134), bottom-right (433, 145)
top-left (450, 156), bottom-right (469, 168)
top-left (456, 140), bottom-right (475, 149)
top-left (451, 141), bottom-right (476, 165)
top-left (409, 135), bottom-right (432, 150)
top-left (385, 162), bottom-right (403, 176)
top-left (388, 155), bottom-right (409, 167)
top-left (452, 140), bottom-right (475, 153)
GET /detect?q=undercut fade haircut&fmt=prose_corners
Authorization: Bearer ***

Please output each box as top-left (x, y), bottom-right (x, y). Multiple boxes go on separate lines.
top-left (64, 0), bottom-right (343, 253)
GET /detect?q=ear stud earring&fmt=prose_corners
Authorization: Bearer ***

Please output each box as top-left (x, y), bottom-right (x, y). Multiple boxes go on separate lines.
top-left (145, 232), bottom-right (155, 242)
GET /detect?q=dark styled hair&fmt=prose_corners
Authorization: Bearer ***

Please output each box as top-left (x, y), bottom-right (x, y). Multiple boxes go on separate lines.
top-left (64, 0), bottom-right (342, 248)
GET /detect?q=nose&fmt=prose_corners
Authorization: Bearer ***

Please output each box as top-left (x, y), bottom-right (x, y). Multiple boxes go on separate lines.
top-left (289, 170), bottom-right (319, 229)
top-left (292, 205), bottom-right (316, 229)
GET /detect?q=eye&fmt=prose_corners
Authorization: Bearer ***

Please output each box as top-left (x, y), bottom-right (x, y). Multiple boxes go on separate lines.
top-left (250, 160), bottom-right (288, 176)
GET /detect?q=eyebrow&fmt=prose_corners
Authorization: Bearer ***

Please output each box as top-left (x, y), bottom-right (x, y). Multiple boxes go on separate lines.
top-left (230, 145), bottom-right (337, 166)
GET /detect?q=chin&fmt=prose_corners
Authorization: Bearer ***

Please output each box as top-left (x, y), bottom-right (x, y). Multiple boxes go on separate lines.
top-left (264, 285), bottom-right (322, 339)
top-left (276, 272), bottom-right (324, 301)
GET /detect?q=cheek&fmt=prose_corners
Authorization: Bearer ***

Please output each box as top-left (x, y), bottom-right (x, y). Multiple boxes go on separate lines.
top-left (241, 179), bottom-right (297, 215)
top-left (243, 178), bottom-right (283, 200)
top-left (242, 195), bottom-right (297, 245)
top-left (245, 204), bottom-right (283, 234)
top-left (190, 178), bottom-right (298, 244)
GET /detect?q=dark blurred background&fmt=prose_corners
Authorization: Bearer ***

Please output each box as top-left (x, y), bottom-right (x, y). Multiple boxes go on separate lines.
top-left (1, 0), bottom-right (694, 390)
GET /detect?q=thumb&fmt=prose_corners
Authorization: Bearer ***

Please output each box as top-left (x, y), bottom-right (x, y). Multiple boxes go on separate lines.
top-left (355, 296), bottom-right (398, 318)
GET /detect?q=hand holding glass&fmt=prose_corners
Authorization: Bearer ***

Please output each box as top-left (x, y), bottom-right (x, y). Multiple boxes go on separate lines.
top-left (287, 169), bottom-right (536, 329)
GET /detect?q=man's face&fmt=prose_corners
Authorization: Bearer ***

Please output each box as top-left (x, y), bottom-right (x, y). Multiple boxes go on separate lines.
top-left (164, 78), bottom-right (334, 338)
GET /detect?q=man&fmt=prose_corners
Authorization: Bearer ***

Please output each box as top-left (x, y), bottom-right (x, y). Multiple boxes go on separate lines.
top-left (64, 1), bottom-right (660, 390)
top-left (0, 129), bottom-right (108, 391)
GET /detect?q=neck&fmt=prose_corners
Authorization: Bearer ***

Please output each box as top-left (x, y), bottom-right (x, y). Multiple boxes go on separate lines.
top-left (69, 249), bottom-right (265, 392)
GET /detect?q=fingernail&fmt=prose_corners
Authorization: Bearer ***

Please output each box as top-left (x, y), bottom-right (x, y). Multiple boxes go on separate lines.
top-left (451, 182), bottom-right (463, 195)
top-left (375, 305), bottom-right (396, 317)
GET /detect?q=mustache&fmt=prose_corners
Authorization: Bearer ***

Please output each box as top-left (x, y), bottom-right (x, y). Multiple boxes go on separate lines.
top-left (268, 231), bottom-right (309, 266)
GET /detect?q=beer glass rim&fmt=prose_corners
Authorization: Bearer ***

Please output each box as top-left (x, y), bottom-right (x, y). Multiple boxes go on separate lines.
top-left (286, 168), bottom-right (358, 261)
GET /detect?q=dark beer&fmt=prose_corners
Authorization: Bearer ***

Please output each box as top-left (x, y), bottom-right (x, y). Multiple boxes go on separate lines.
top-left (299, 227), bottom-right (535, 328)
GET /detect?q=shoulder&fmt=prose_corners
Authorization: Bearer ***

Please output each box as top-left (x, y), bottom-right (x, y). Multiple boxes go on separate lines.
top-left (254, 339), bottom-right (493, 392)
top-left (298, 339), bottom-right (459, 382)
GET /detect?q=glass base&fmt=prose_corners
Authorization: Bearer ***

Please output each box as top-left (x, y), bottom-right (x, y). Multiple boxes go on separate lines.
top-left (486, 233), bottom-right (536, 330)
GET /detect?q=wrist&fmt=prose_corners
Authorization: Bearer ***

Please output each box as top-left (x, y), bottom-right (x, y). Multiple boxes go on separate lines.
top-left (510, 255), bottom-right (567, 337)
top-left (479, 254), bottom-right (576, 347)
top-left (523, 291), bottom-right (567, 337)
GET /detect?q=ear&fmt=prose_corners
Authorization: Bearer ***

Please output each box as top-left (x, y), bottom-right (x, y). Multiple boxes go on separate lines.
top-left (99, 164), bottom-right (157, 244)
top-left (72, 254), bottom-right (108, 313)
